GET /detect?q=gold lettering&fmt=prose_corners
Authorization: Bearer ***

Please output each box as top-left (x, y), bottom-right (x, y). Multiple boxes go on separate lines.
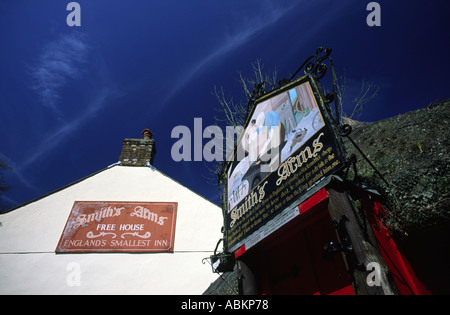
top-left (229, 181), bottom-right (268, 228)
top-left (276, 163), bottom-right (290, 185)
top-left (276, 132), bottom-right (324, 186)
top-left (312, 132), bottom-right (324, 156)
top-left (258, 181), bottom-right (268, 201)
top-left (230, 209), bottom-right (237, 227)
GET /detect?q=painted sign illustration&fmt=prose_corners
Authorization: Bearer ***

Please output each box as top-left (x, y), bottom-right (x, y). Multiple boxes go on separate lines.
top-left (225, 75), bottom-right (346, 251)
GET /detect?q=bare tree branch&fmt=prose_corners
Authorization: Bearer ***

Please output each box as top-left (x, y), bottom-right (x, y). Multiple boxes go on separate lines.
top-left (337, 72), bottom-right (380, 121)
top-left (205, 60), bottom-right (279, 186)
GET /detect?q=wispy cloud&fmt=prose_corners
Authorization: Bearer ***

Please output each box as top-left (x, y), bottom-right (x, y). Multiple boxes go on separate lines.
top-left (156, 1), bottom-right (299, 111)
top-left (222, 0), bottom-right (298, 52)
top-left (14, 33), bottom-right (119, 191)
top-left (29, 32), bottom-right (90, 118)
top-left (5, 85), bottom-right (114, 200)
top-left (20, 86), bottom-right (111, 171)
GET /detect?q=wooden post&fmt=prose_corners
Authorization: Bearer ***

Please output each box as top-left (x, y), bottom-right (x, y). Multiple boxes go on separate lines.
top-left (326, 183), bottom-right (399, 295)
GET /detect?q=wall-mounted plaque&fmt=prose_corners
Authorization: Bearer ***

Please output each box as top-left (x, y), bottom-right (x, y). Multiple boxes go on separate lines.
top-left (56, 201), bottom-right (177, 253)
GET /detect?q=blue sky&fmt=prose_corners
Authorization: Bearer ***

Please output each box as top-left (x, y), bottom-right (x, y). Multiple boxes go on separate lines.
top-left (1, 0), bottom-right (449, 210)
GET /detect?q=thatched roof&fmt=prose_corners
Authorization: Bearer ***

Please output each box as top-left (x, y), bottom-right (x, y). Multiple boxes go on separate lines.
top-left (341, 99), bottom-right (450, 234)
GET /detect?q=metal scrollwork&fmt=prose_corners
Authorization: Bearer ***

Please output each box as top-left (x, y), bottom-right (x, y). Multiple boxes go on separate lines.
top-left (202, 257), bottom-right (211, 265)
top-left (280, 46), bottom-right (342, 126)
top-left (287, 46), bottom-right (333, 83)
top-left (243, 47), bottom-right (339, 126)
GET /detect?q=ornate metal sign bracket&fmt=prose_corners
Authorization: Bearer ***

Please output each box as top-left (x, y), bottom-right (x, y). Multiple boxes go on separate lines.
top-left (275, 47), bottom-right (340, 126)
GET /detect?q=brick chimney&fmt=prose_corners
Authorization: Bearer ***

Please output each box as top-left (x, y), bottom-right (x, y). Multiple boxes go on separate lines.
top-left (119, 129), bottom-right (156, 166)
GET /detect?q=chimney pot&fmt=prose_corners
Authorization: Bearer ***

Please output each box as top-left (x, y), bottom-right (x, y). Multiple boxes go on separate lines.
top-left (142, 128), bottom-right (153, 140)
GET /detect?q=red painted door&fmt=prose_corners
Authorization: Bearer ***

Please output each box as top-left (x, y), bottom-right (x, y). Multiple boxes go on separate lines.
top-left (243, 208), bottom-right (354, 295)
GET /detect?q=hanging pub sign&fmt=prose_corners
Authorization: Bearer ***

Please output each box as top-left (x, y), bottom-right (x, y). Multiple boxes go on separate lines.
top-left (56, 201), bottom-right (177, 253)
top-left (225, 74), bottom-right (346, 251)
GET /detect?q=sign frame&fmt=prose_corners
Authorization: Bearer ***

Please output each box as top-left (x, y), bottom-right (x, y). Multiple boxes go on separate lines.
top-left (223, 74), bottom-right (346, 251)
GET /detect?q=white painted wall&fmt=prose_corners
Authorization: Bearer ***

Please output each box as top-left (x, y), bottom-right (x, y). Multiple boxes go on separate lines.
top-left (0, 165), bottom-right (223, 294)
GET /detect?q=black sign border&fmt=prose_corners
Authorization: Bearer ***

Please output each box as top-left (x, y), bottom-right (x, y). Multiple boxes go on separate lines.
top-left (223, 74), bottom-right (347, 251)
